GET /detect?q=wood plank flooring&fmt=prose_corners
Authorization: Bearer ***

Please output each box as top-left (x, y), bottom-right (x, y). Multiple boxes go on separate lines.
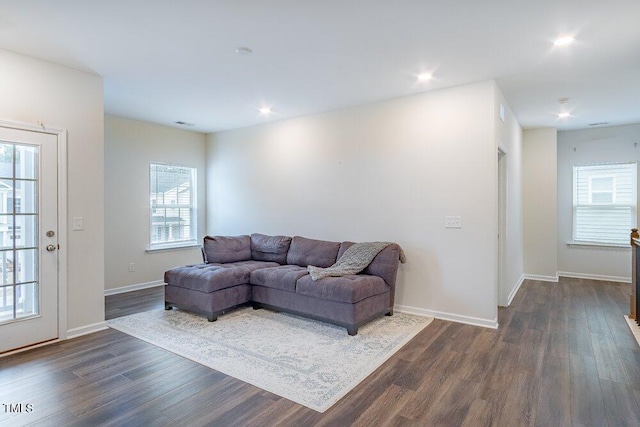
top-left (1, 278), bottom-right (640, 426)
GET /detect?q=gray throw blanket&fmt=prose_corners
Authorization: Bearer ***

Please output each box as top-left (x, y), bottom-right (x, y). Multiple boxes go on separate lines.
top-left (307, 241), bottom-right (406, 281)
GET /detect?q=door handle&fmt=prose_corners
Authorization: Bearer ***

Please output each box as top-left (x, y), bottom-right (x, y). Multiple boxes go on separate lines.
top-left (46, 244), bottom-right (56, 252)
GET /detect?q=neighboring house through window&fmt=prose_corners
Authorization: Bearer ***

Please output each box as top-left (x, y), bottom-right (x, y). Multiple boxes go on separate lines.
top-left (573, 162), bottom-right (637, 245)
top-left (149, 163), bottom-right (197, 249)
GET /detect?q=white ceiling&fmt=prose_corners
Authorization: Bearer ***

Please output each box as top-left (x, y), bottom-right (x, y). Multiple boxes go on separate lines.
top-left (0, 0), bottom-right (638, 133)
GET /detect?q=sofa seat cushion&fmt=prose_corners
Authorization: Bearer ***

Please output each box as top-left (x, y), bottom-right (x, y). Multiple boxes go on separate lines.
top-left (250, 265), bottom-right (309, 292)
top-left (295, 274), bottom-right (389, 304)
top-left (222, 260), bottom-right (280, 271)
top-left (164, 264), bottom-right (251, 293)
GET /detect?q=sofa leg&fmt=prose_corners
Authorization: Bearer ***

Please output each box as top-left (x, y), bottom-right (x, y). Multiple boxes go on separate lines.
top-left (207, 314), bottom-right (217, 322)
top-left (165, 303), bottom-right (172, 310)
top-left (347, 326), bottom-right (358, 336)
top-left (385, 309), bottom-right (393, 316)
top-left (252, 303), bottom-right (263, 310)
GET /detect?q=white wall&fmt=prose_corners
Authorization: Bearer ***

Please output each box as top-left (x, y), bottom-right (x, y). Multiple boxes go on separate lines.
top-left (207, 80), bottom-right (502, 327)
top-left (495, 85), bottom-right (524, 305)
top-left (523, 128), bottom-right (558, 279)
top-left (105, 116), bottom-right (206, 291)
top-left (0, 49), bottom-right (105, 332)
top-left (557, 123), bottom-right (640, 282)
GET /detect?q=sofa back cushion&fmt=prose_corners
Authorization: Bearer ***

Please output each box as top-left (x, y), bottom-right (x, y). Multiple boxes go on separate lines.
top-left (286, 236), bottom-right (340, 268)
top-left (251, 233), bottom-right (292, 264)
top-left (203, 235), bottom-right (251, 264)
top-left (338, 242), bottom-right (401, 287)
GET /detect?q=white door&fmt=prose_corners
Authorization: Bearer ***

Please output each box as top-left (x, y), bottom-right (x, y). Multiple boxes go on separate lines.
top-left (0, 126), bottom-right (58, 353)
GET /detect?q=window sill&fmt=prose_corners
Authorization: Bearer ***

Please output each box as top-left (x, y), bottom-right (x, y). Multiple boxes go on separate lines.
top-left (146, 242), bottom-right (200, 253)
top-left (566, 241), bottom-right (630, 250)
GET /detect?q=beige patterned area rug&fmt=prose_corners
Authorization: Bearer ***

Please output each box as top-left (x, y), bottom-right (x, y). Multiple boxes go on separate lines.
top-left (107, 307), bottom-right (432, 412)
top-left (624, 315), bottom-right (640, 347)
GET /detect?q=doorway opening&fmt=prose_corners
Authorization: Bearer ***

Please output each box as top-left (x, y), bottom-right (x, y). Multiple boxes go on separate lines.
top-left (498, 148), bottom-right (507, 307)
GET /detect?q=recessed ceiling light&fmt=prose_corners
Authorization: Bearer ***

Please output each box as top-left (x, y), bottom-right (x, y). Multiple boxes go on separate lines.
top-left (417, 73), bottom-right (432, 81)
top-left (235, 47), bottom-right (253, 55)
top-left (554, 36), bottom-right (575, 46)
top-left (558, 112), bottom-right (571, 119)
top-left (258, 107), bottom-right (272, 115)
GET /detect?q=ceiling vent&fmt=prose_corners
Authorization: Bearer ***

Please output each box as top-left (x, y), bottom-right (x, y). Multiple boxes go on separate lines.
top-left (588, 122), bottom-right (609, 127)
top-left (174, 121), bottom-right (195, 127)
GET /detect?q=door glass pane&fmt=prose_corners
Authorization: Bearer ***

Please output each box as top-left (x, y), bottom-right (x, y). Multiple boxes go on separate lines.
top-left (16, 145), bottom-right (37, 179)
top-left (0, 285), bottom-right (12, 322)
top-left (0, 179), bottom-right (13, 214)
top-left (0, 217), bottom-right (13, 250)
top-left (0, 251), bottom-right (13, 285)
top-left (16, 180), bottom-right (36, 214)
top-left (15, 215), bottom-right (36, 248)
top-left (16, 249), bottom-right (37, 284)
top-left (15, 282), bottom-right (37, 319)
top-left (0, 144), bottom-right (13, 179)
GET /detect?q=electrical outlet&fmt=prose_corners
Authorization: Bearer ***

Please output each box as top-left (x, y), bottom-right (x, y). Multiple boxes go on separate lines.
top-left (128, 263), bottom-right (135, 272)
top-left (445, 216), bottom-right (462, 229)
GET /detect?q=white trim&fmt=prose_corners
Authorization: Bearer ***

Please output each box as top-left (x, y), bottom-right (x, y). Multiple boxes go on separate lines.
top-left (0, 119), bottom-right (64, 135)
top-left (557, 271), bottom-right (630, 283)
top-left (394, 304), bottom-right (498, 329)
top-left (145, 242), bottom-right (200, 253)
top-left (504, 274), bottom-right (525, 307)
top-left (66, 321), bottom-right (108, 339)
top-left (523, 273), bottom-right (559, 282)
top-left (105, 280), bottom-right (165, 296)
top-left (566, 241), bottom-right (630, 250)
top-left (57, 130), bottom-right (68, 340)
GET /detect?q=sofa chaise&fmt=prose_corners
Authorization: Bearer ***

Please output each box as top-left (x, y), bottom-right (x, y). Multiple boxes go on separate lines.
top-left (164, 234), bottom-right (402, 335)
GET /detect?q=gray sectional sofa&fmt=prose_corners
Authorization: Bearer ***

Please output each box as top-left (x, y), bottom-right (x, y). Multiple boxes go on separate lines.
top-left (164, 234), bottom-right (402, 335)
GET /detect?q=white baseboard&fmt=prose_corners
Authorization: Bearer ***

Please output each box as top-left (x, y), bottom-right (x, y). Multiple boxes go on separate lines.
top-left (66, 321), bottom-right (109, 339)
top-left (523, 273), bottom-right (559, 283)
top-left (557, 271), bottom-right (631, 284)
top-left (394, 304), bottom-right (498, 329)
top-left (505, 274), bottom-right (526, 307)
top-left (104, 280), bottom-right (165, 296)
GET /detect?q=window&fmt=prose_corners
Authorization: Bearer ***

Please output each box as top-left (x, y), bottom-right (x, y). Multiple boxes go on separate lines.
top-left (149, 163), bottom-right (197, 249)
top-left (573, 162), bottom-right (637, 245)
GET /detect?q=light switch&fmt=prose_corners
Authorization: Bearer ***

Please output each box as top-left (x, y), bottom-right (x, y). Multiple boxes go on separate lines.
top-left (72, 216), bottom-right (84, 231)
top-left (445, 216), bottom-right (462, 229)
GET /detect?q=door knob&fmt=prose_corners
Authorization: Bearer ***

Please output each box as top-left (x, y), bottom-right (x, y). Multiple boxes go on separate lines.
top-left (46, 244), bottom-right (56, 252)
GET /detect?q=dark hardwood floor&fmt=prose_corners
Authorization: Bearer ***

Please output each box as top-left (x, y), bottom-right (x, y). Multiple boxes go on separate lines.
top-left (2, 278), bottom-right (640, 426)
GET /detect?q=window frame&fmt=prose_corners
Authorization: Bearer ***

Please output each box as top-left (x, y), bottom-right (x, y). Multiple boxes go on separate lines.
top-left (148, 162), bottom-right (198, 251)
top-left (572, 162), bottom-right (637, 247)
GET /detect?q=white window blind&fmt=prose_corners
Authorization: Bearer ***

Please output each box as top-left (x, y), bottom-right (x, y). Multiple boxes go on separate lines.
top-left (149, 163), bottom-right (197, 248)
top-left (573, 162), bottom-right (637, 245)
